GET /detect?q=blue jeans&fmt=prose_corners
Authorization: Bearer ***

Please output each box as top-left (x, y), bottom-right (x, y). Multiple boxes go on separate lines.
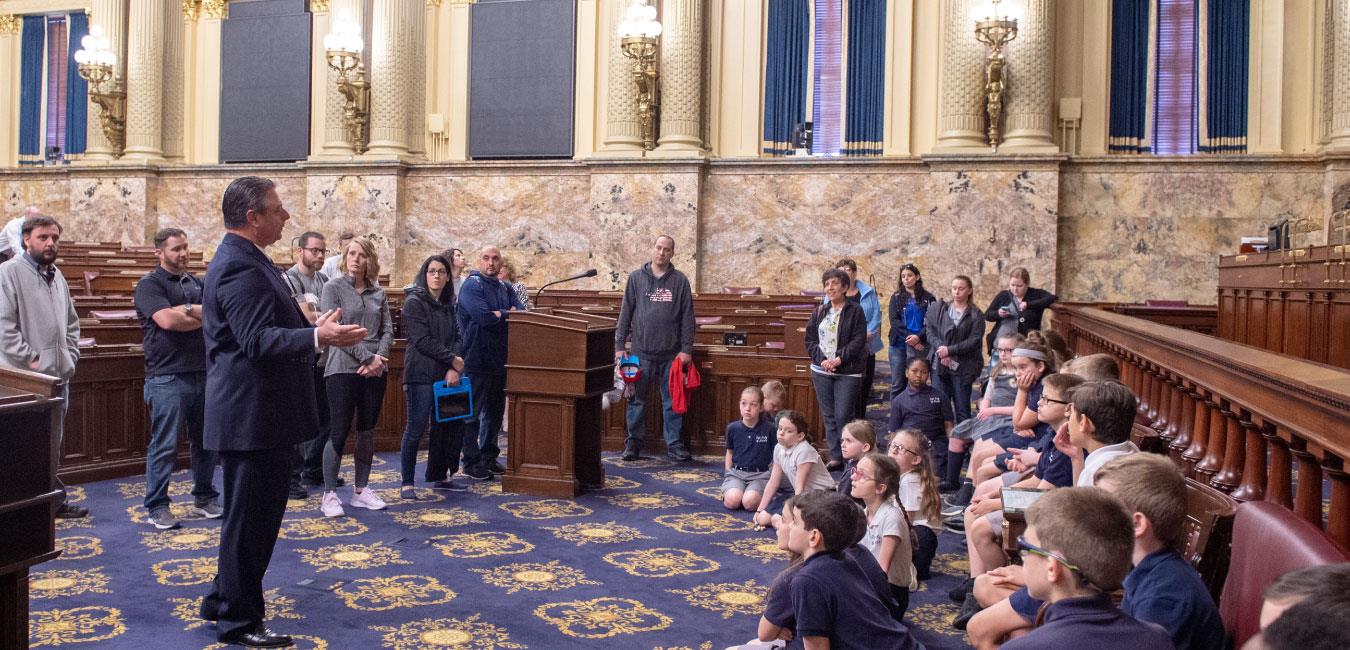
top-left (400, 383), bottom-right (465, 484)
top-left (935, 371), bottom-right (974, 424)
top-left (625, 357), bottom-right (685, 451)
top-left (462, 373), bottom-right (506, 472)
top-left (143, 372), bottom-right (219, 511)
top-left (811, 371), bottom-right (863, 463)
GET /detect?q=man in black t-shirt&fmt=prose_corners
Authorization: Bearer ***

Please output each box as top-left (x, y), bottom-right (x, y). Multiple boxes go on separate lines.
top-left (134, 228), bottom-right (221, 530)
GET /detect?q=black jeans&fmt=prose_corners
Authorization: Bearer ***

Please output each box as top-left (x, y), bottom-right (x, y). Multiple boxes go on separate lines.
top-left (292, 368), bottom-right (329, 484)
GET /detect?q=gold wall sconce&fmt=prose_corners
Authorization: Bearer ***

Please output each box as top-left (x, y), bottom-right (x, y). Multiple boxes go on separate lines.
top-left (73, 24), bottom-right (126, 155)
top-left (974, 0), bottom-right (1020, 150)
top-left (617, 0), bottom-right (662, 151)
top-left (323, 9), bottom-right (370, 154)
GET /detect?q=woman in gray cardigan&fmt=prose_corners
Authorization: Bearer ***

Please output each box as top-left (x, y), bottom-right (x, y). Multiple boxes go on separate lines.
top-left (318, 238), bottom-right (394, 518)
top-left (923, 275), bottom-right (985, 489)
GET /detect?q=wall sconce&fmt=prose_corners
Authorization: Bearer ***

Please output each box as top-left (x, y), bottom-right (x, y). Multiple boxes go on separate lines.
top-left (974, 0), bottom-right (1019, 150)
top-left (73, 24), bottom-right (125, 155)
top-left (617, 0), bottom-right (661, 151)
top-left (323, 10), bottom-right (369, 154)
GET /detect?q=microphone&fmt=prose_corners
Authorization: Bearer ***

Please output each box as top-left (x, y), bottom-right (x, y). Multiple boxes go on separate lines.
top-left (535, 269), bottom-right (598, 303)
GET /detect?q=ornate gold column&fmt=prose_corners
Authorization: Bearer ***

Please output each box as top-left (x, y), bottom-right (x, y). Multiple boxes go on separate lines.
top-left (933, 0), bottom-right (988, 152)
top-left (602, 0), bottom-right (643, 156)
top-left (652, 0), bottom-right (705, 156)
top-left (123, 0), bottom-right (167, 160)
top-left (306, 0), bottom-right (331, 159)
top-left (318, 0), bottom-right (360, 158)
top-left (364, 0), bottom-right (418, 159)
top-left (85, 0), bottom-right (129, 162)
top-left (405, 0), bottom-right (426, 157)
top-left (161, 1), bottom-right (185, 161)
top-left (0, 15), bottom-right (21, 167)
top-left (999, 0), bottom-right (1057, 152)
top-left (1327, 0), bottom-right (1350, 152)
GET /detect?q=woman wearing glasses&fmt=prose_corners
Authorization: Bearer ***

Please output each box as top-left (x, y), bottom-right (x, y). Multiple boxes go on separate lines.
top-left (397, 255), bottom-right (466, 499)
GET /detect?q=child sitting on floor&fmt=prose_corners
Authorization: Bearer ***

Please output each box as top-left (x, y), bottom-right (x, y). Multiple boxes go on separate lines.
top-left (889, 429), bottom-right (942, 580)
top-left (753, 410), bottom-right (835, 529)
top-left (852, 452), bottom-right (917, 616)
top-left (761, 380), bottom-right (786, 421)
top-left (836, 420), bottom-right (877, 499)
top-left (723, 386), bottom-right (777, 511)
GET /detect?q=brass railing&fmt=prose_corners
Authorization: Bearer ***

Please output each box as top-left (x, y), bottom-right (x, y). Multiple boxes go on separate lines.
top-left (1055, 305), bottom-right (1350, 548)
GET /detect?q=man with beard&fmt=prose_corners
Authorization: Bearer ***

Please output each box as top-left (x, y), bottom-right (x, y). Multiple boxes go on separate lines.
top-left (0, 214), bottom-right (87, 518)
top-left (284, 231), bottom-right (337, 499)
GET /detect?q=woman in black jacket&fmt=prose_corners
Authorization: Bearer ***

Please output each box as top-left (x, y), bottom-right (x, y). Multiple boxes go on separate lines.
top-left (983, 266), bottom-right (1057, 353)
top-left (805, 268), bottom-right (869, 470)
top-left (886, 263), bottom-right (937, 398)
top-left (924, 275), bottom-right (986, 489)
top-left (398, 255), bottom-right (466, 498)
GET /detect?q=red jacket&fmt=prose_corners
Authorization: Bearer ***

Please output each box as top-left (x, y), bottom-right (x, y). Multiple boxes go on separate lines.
top-left (668, 358), bottom-right (701, 415)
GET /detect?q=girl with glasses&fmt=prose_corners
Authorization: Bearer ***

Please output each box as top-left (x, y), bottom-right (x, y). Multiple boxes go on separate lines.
top-left (889, 429), bottom-right (941, 580)
top-left (851, 452), bottom-right (916, 616)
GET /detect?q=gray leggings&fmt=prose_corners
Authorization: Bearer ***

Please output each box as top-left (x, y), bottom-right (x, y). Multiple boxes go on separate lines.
top-left (323, 373), bottom-right (385, 491)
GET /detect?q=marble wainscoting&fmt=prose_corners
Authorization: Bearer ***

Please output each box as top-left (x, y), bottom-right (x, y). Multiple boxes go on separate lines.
top-left (1058, 157), bottom-right (1328, 304)
top-left (156, 168), bottom-right (308, 259)
top-left (700, 157), bottom-right (1062, 303)
top-left (2, 173), bottom-right (69, 221)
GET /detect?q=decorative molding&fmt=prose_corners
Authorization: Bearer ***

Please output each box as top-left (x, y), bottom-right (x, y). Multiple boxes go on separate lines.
top-left (425, 0), bottom-right (441, 7)
top-left (311, 0), bottom-right (331, 11)
top-left (202, 0), bottom-right (227, 20)
top-left (182, 0), bottom-right (200, 21)
top-left (0, 14), bottom-right (20, 35)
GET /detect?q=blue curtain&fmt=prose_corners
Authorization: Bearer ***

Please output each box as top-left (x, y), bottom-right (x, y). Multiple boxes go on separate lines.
top-left (18, 16), bottom-right (45, 165)
top-left (762, 0), bottom-right (810, 157)
top-left (65, 12), bottom-right (89, 158)
top-left (843, 0), bottom-right (885, 156)
top-left (1108, 0), bottom-right (1151, 153)
top-left (1200, 0), bottom-right (1248, 153)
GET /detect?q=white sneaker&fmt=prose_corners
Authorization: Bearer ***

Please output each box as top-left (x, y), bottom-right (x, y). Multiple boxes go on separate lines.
top-left (349, 487), bottom-right (387, 511)
top-left (320, 491), bottom-right (345, 518)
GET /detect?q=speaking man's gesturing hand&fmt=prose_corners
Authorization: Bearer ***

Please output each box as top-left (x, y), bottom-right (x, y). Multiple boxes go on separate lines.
top-left (316, 308), bottom-right (368, 347)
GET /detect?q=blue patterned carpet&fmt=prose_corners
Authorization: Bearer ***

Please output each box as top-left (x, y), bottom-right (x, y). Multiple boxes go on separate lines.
top-left (32, 443), bottom-right (975, 649)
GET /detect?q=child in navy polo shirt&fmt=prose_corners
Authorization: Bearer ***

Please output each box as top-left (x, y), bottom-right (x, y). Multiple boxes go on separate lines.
top-left (761, 380), bottom-right (786, 421)
top-left (965, 342), bottom-right (1057, 486)
top-left (724, 386), bottom-right (777, 512)
top-left (784, 491), bottom-right (924, 650)
top-left (887, 357), bottom-right (954, 480)
top-left (1000, 488), bottom-right (1173, 650)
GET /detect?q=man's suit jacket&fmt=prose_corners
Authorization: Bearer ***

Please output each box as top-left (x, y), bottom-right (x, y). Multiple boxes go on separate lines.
top-left (203, 233), bottom-right (319, 451)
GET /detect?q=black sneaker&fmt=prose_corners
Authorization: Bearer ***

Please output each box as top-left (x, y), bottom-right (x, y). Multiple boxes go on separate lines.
top-left (487, 462), bottom-right (507, 475)
top-left (148, 507), bottom-right (181, 530)
top-left (666, 446), bottom-right (693, 462)
top-left (432, 480), bottom-right (468, 492)
top-left (621, 445), bottom-right (640, 461)
top-left (288, 483), bottom-right (308, 500)
top-left (943, 513), bottom-right (966, 534)
top-left (303, 475), bottom-right (344, 488)
top-left (56, 503), bottom-right (88, 519)
top-left (953, 592), bottom-right (982, 630)
top-left (464, 466), bottom-right (493, 481)
top-left (948, 577), bottom-right (973, 603)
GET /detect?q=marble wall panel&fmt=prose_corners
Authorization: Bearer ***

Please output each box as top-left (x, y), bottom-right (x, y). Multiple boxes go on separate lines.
top-left (401, 171), bottom-right (594, 287)
top-left (302, 172), bottom-right (400, 275)
top-left (700, 166), bottom-right (1059, 306)
top-left (156, 172), bottom-right (308, 260)
top-left (2, 175), bottom-right (69, 223)
top-left (585, 170), bottom-right (701, 290)
top-left (66, 175), bottom-right (155, 246)
top-left (1058, 165), bottom-right (1327, 303)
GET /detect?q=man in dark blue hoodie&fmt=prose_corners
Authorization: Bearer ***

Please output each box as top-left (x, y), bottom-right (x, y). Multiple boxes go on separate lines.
top-left (614, 235), bottom-right (696, 462)
top-left (457, 246), bottom-right (524, 480)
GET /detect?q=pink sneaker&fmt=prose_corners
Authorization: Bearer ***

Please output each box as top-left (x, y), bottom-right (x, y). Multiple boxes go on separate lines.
top-left (320, 491), bottom-right (344, 518)
top-left (349, 487), bottom-right (387, 510)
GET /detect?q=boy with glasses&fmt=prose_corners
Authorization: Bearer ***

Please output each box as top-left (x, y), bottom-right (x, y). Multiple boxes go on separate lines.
top-left (1000, 488), bottom-right (1173, 650)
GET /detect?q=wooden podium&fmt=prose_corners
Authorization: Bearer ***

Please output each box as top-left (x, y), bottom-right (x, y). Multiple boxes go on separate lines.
top-left (503, 309), bottom-right (616, 497)
top-left (0, 367), bottom-right (65, 649)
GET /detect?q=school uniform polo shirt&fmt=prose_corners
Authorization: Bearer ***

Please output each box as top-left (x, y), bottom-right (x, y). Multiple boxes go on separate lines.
top-left (725, 418), bottom-right (775, 471)
top-left (1121, 550), bottom-right (1225, 650)
top-left (887, 384), bottom-right (953, 440)
top-left (1001, 593), bottom-right (1175, 650)
top-left (1034, 436), bottom-right (1079, 488)
top-left (789, 550), bottom-right (922, 649)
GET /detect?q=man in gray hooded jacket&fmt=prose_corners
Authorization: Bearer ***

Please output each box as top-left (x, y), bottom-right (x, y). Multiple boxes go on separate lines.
top-left (0, 214), bottom-right (86, 518)
top-left (614, 235), bottom-right (696, 462)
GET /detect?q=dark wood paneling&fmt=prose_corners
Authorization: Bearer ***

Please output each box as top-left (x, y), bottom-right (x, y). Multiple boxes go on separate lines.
top-left (1217, 245), bottom-right (1350, 370)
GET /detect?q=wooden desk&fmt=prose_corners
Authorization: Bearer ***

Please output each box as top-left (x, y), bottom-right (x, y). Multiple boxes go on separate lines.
top-left (1217, 245), bottom-right (1350, 369)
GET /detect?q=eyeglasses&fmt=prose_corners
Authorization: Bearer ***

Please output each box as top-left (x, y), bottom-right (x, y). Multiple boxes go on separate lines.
top-left (1017, 535), bottom-right (1101, 591)
top-left (888, 443), bottom-right (919, 457)
top-left (850, 466), bottom-right (876, 482)
top-left (302, 247), bottom-right (328, 255)
top-left (426, 269), bottom-right (450, 276)
top-left (1038, 395), bottom-right (1069, 406)
top-left (995, 347), bottom-right (1016, 354)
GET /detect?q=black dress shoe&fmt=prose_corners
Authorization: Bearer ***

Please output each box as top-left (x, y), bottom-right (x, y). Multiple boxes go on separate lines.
top-left (219, 627), bottom-right (293, 647)
top-left (666, 446), bottom-right (692, 462)
top-left (621, 445), bottom-right (640, 461)
top-left (55, 503), bottom-right (88, 519)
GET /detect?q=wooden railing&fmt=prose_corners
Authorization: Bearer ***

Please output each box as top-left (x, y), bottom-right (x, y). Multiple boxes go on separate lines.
top-left (1055, 305), bottom-right (1350, 548)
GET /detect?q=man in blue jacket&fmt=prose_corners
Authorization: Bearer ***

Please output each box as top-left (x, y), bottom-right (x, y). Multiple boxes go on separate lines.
top-left (199, 177), bottom-right (365, 647)
top-left (457, 245), bottom-right (524, 480)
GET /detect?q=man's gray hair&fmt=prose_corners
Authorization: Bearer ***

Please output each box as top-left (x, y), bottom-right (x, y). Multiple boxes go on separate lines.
top-left (221, 176), bottom-right (275, 229)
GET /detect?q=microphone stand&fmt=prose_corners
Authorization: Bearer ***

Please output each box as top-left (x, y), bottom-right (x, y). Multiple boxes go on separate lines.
top-left (535, 269), bottom-right (598, 304)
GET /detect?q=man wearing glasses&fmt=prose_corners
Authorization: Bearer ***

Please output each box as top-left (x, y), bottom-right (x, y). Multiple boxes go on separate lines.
top-left (284, 232), bottom-right (336, 498)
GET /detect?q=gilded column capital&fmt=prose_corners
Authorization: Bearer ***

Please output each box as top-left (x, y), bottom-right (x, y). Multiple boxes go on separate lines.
top-left (0, 15), bottom-right (21, 35)
top-left (183, 0), bottom-right (201, 21)
top-left (426, 0), bottom-right (441, 7)
top-left (311, 0), bottom-right (331, 11)
top-left (203, 0), bottom-right (227, 20)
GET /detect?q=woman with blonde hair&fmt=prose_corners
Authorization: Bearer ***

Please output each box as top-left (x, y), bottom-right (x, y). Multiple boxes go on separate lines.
top-left (318, 238), bottom-right (393, 517)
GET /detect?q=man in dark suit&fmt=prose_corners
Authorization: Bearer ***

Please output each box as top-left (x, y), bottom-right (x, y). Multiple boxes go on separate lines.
top-left (199, 177), bottom-right (365, 647)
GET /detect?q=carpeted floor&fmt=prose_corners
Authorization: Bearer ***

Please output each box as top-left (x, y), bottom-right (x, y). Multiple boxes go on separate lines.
top-left (30, 371), bottom-right (976, 649)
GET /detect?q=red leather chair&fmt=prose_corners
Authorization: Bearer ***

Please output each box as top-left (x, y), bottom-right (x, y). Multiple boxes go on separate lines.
top-left (1219, 500), bottom-right (1350, 648)
top-left (721, 286), bottom-right (762, 295)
